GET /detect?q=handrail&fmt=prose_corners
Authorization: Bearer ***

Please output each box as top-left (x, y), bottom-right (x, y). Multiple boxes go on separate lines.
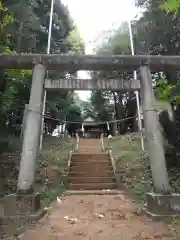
top-left (62, 150), bottom-right (72, 188)
top-left (63, 133), bottom-right (79, 187)
top-left (68, 150), bottom-right (72, 168)
top-left (108, 149), bottom-right (116, 175)
top-left (100, 133), bottom-right (105, 152)
top-left (75, 133), bottom-right (80, 151)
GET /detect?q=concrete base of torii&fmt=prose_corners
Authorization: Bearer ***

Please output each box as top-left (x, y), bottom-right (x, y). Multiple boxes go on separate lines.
top-left (145, 193), bottom-right (180, 219)
top-left (4, 192), bottom-right (42, 216)
top-left (0, 193), bottom-right (47, 237)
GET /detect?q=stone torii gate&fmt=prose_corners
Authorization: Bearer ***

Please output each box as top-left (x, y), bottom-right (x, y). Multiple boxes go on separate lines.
top-left (1, 54), bottom-right (180, 222)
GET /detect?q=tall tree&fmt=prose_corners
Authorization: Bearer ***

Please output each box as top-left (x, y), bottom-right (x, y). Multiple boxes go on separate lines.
top-left (0, 0), bottom-right (85, 141)
top-left (90, 22), bottom-right (138, 133)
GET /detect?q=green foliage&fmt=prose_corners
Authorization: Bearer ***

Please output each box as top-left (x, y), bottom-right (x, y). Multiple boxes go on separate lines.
top-left (155, 80), bottom-right (180, 103)
top-left (99, 21), bottom-right (131, 55)
top-left (41, 184), bottom-right (66, 206)
top-left (156, 81), bottom-right (175, 100)
top-left (0, 1), bottom-right (14, 47)
top-left (0, 1), bottom-right (14, 26)
top-left (47, 91), bottom-right (82, 122)
top-left (68, 28), bottom-right (85, 54)
top-left (160, 0), bottom-right (180, 13)
top-left (134, 182), bottom-right (151, 204)
top-left (90, 91), bottom-right (114, 122)
top-left (80, 101), bottom-right (94, 119)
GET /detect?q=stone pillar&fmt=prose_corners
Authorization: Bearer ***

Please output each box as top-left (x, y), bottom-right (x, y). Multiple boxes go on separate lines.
top-left (139, 65), bottom-right (180, 218)
top-left (20, 104), bottom-right (29, 139)
top-left (3, 64), bottom-right (46, 221)
top-left (39, 89), bottom-right (46, 150)
top-left (140, 65), bottom-right (170, 193)
top-left (18, 64), bottom-right (46, 192)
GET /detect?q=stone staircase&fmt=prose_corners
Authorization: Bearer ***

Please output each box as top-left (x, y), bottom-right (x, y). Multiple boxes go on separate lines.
top-left (67, 139), bottom-right (117, 190)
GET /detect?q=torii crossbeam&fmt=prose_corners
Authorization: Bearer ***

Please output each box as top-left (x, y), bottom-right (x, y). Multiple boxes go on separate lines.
top-left (45, 78), bottom-right (140, 91)
top-left (0, 54), bottom-right (180, 71)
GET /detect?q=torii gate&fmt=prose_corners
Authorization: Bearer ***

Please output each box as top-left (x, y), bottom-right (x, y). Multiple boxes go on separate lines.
top-left (1, 54), bottom-right (179, 222)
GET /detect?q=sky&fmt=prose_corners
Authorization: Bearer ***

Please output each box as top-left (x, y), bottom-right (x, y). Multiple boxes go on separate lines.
top-left (61, 0), bottom-right (139, 101)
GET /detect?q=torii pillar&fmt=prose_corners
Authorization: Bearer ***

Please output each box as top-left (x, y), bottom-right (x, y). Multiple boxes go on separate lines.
top-left (21, 104), bottom-right (29, 139)
top-left (3, 64), bottom-right (46, 219)
top-left (140, 64), bottom-right (180, 217)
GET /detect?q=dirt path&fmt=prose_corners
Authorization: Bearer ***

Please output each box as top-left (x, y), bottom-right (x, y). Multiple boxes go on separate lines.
top-left (19, 193), bottom-right (175, 240)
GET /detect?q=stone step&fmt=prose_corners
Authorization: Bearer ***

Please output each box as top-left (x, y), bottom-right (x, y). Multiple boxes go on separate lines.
top-left (79, 143), bottom-right (101, 145)
top-left (72, 154), bottom-right (109, 161)
top-left (79, 142), bottom-right (101, 148)
top-left (68, 176), bottom-right (115, 184)
top-left (79, 150), bottom-right (102, 151)
top-left (79, 144), bottom-right (101, 146)
top-left (68, 170), bottom-right (114, 177)
top-left (78, 148), bottom-right (102, 153)
top-left (68, 182), bottom-right (117, 190)
top-left (71, 160), bottom-right (111, 165)
top-left (78, 150), bottom-right (102, 153)
top-left (70, 161), bottom-right (111, 166)
top-left (68, 139), bottom-right (115, 191)
top-left (70, 158), bottom-right (111, 164)
top-left (66, 190), bottom-right (121, 195)
top-left (73, 153), bottom-right (108, 156)
top-left (76, 152), bottom-right (104, 155)
top-left (70, 164), bottom-right (113, 172)
top-left (79, 143), bottom-right (101, 146)
top-left (80, 140), bottom-right (100, 143)
top-left (72, 153), bottom-right (108, 156)
top-left (71, 158), bottom-right (110, 162)
top-left (79, 146), bottom-right (101, 149)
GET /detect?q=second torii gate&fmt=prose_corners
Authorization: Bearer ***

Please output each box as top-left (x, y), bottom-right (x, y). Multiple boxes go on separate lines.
top-left (1, 54), bottom-right (179, 223)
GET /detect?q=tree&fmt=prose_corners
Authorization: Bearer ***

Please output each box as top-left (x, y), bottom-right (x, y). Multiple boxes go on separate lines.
top-left (90, 91), bottom-right (113, 122)
top-left (80, 101), bottom-right (94, 119)
top-left (133, 0), bottom-right (180, 166)
top-left (0, 1), bottom-right (16, 141)
top-left (0, 0), bottom-right (85, 142)
top-left (90, 22), bottom-right (138, 134)
top-left (160, 0), bottom-right (180, 13)
top-left (68, 28), bottom-right (84, 54)
top-left (66, 102), bottom-right (82, 137)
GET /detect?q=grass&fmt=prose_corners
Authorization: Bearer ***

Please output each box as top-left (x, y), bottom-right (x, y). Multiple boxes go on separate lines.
top-left (171, 218), bottom-right (180, 239)
top-left (104, 133), bottom-right (152, 204)
top-left (105, 133), bottom-right (143, 163)
top-left (0, 135), bottom-right (75, 209)
top-left (37, 136), bottom-right (75, 205)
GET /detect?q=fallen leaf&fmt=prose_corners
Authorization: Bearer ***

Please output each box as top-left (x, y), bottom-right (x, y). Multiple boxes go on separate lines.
top-left (56, 197), bottom-right (61, 203)
top-left (93, 213), bottom-right (104, 218)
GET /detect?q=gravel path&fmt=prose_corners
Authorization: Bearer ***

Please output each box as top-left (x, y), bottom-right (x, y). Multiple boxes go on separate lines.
top-left (19, 194), bottom-right (175, 239)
